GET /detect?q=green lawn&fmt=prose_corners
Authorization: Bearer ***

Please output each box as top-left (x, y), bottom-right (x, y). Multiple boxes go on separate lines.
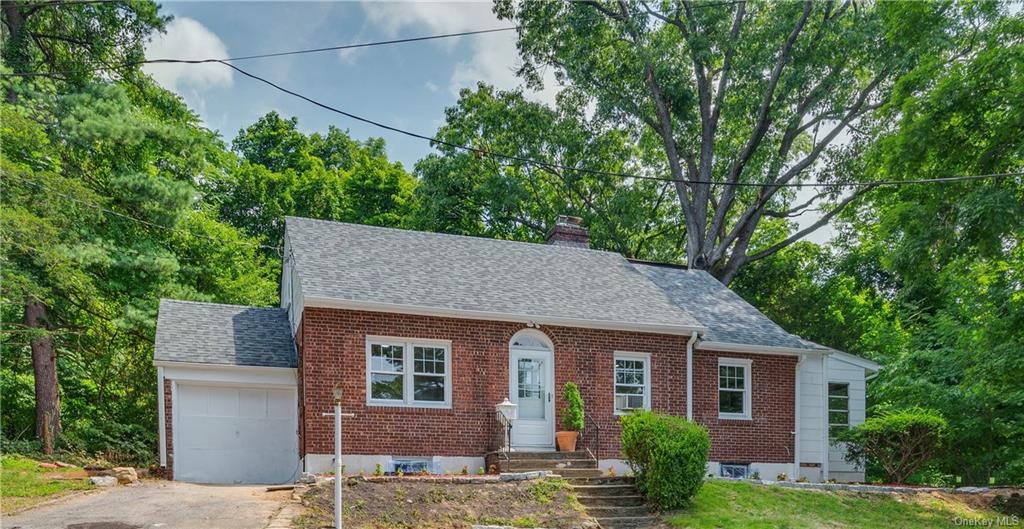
top-left (666, 480), bottom-right (997, 529)
top-left (1, 454), bottom-right (93, 514)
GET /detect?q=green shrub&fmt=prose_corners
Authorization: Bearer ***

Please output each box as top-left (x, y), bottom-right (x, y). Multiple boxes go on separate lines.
top-left (620, 410), bottom-right (709, 510)
top-left (837, 407), bottom-right (946, 485)
top-left (560, 382), bottom-right (584, 432)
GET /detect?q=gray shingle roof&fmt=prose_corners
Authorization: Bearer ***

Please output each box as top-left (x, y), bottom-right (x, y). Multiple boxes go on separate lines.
top-left (154, 300), bottom-right (296, 368)
top-left (632, 262), bottom-right (818, 350)
top-left (285, 217), bottom-right (703, 333)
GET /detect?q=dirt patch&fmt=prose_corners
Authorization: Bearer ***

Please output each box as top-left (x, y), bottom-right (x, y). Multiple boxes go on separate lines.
top-left (294, 477), bottom-right (592, 529)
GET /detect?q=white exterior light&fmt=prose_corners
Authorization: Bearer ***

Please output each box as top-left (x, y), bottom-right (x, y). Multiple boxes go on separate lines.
top-left (496, 398), bottom-right (518, 421)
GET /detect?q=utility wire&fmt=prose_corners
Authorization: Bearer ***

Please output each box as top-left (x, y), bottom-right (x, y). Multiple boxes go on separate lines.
top-left (6, 173), bottom-right (280, 253)
top-left (212, 59), bottom-right (1022, 189)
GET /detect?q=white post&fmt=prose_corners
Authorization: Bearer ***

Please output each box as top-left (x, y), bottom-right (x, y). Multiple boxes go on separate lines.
top-left (334, 397), bottom-right (342, 529)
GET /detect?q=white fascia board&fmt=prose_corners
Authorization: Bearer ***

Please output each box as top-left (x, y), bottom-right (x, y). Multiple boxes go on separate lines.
top-left (157, 366), bottom-right (166, 467)
top-left (696, 341), bottom-right (829, 357)
top-left (304, 295), bottom-right (706, 336)
top-left (154, 361), bottom-right (297, 387)
top-left (828, 350), bottom-right (881, 373)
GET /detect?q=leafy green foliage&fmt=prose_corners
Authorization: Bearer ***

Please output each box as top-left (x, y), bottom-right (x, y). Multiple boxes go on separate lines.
top-left (620, 410), bottom-right (709, 509)
top-left (837, 407), bottom-right (947, 485)
top-left (204, 111), bottom-right (416, 251)
top-left (560, 382), bottom-right (584, 432)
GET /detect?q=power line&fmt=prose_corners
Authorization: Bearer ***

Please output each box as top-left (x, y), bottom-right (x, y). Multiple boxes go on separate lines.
top-left (211, 59), bottom-right (1022, 189)
top-left (6, 173), bottom-right (280, 253)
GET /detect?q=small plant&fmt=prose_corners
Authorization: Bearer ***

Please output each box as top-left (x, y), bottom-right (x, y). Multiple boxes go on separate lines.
top-left (750, 472), bottom-right (760, 480)
top-left (396, 469), bottom-right (404, 477)
top-left (460, 465), bottom-right (469, 476)
top-left (776, 472), bottom-right (788, 481)
top-left (620, 410), bottom-right (710, 510)
top-left (374, 463), bottom-right (384, 477)
top-left (607, 466), bottom-right (616, 477)
top-left (561, 382), bottom-right (585, 432)
top-left (477, 466), bottom-right (485, 475)
top-left (418, 468), bottom-right (430, 476)
top-left (488, 464), bottom-right (498, 474)
top-left (796, 475), bottom-right (808, 483)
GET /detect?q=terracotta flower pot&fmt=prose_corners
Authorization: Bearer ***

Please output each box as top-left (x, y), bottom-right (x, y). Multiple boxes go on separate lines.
top-left (555, 431), bottom-right (579, 452)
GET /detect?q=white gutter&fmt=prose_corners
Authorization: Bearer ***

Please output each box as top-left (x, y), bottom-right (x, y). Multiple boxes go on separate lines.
top-left (304, 295), bottom-right (706, 336)
top-left (157, 366), bottom-right (166, 467)
top-left (686, 331), bottom-right (698, 420)
top-left (696, 341), bottom-right (826, 357)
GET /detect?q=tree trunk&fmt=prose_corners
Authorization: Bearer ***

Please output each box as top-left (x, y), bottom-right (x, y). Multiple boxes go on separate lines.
top-left (2, 0), bottom-right (29, 102)
top-left (25, 301), bottom-right (60, 453)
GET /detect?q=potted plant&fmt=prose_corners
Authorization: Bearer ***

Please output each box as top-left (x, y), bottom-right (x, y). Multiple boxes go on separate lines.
top-left (556, 382), bottom-right (585, 451)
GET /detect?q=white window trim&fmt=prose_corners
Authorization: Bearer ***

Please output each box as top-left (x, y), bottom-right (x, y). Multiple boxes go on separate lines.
top-left (366, 336), bottom-right (452, 409)
top-left (827, 381), bottom-right (851, 438)
top-left (718, 357), bottom-right (752, 420)
top-left (613, 351), bottom-right (652, 415)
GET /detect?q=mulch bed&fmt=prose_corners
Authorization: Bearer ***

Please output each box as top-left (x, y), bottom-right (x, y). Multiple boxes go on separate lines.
top-left (293, 477), bottom-right (593, 529)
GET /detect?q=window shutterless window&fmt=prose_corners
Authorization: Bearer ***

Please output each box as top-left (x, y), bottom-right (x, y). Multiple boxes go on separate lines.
top-left (828, 382), bottom-right (850, 438)
top-left (614, 352), bottom-right (651, 414)
top-left (718, 358), bottom-right (752, 420)
top-left (366, 337), bottom-right (451, 408)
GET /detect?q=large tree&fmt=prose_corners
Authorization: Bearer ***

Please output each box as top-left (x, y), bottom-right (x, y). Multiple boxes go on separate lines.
top-left (494, 0), bottom-right (989, 283)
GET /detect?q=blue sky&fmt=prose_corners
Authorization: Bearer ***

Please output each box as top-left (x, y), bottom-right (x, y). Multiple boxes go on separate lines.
top-left (143, 1), bottom-right (557, 169)
top-left (143, 1), bottom-right (831, 242)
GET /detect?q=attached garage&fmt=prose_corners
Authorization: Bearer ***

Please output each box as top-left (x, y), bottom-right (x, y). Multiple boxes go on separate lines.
top-left (154, 300), bottom-right (299, 484)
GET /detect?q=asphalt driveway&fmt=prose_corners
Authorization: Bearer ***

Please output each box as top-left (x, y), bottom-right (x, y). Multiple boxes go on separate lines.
top-left (3, 481), bottom-right (291, 529)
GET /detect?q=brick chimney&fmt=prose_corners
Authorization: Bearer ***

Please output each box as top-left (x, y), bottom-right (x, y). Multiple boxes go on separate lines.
top-left (545, 215), bottom-right (590, 248)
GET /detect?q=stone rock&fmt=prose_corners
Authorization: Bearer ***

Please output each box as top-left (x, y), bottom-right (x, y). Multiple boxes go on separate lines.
top-left (112, 466), bottom-right (139, 485)
top-left (90, 475), bottom-right (118, 487)
top-left (297, 472), bottom-right (317, 484)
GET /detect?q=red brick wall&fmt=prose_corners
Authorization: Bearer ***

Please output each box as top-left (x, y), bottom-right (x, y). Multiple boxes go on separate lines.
top-left (163, 379), bottom-right (173, 479)
top-left (299, 307), bottom-right (795, 463)
top-left (692, 350), bottom-right (796, 463)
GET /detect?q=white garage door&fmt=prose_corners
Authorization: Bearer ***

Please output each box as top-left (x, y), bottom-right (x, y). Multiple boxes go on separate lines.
top-left (175, 383), bottom-right (298, 484)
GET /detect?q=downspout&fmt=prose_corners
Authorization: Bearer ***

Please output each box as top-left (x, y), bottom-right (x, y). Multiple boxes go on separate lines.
top-left (793, 355), bottom-right (804, 480)
top-left (686, 331), bottom-right (698, 421)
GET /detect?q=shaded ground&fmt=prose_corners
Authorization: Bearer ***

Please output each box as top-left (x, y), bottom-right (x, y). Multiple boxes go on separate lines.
top-left (1, 455), bottom-right (93, 514)
top-left (294, 477), bottom-right (592, 529)
top-left (2, 480), bottom-right (289, 529)
top-left (665, 480), bottom-right (1008, 529)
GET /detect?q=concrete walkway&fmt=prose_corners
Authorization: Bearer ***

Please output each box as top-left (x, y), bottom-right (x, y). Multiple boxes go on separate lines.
top-left (3, 481), bottom-right (291, 529)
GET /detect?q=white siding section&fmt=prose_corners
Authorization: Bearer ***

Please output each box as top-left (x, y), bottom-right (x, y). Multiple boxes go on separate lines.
top-left (797, 354), bottom-right (869, 482)
top-left (798, 355), bottom-right (826, 474)
top-left (281, 232), bottom-right (305, 334)
top-left (826, 355), bottom-right (867, 476)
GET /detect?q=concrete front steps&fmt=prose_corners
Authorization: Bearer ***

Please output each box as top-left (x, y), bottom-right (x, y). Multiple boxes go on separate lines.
top-left (489, 450), bottom-right (657, 529)
top-left (568, 477), bottom-right (658, 529)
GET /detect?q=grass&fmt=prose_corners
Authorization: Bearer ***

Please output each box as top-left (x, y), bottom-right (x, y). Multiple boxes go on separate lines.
top-left (666, 480), bottom-right (1001, 529)
top-left (1, 454), bottom-right (93, 514)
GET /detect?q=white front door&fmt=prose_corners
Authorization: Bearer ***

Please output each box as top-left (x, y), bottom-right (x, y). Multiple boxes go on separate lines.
top-left (509, 348), bottom-right (555, 448)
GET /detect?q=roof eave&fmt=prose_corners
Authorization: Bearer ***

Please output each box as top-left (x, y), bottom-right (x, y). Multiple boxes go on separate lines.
top-left (304, 295), bottom-right (706, 336)
top-left (695, 340), bottom-right (827, 357)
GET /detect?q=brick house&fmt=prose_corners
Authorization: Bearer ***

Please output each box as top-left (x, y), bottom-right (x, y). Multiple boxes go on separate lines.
top-left (153, 216), bottom-right (878, 484)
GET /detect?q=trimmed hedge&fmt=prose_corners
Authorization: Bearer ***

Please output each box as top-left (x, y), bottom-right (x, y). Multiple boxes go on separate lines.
top-left (837, 407), bottom-right (947, 485)
top-left (620, 410), bottom-right (710, 510)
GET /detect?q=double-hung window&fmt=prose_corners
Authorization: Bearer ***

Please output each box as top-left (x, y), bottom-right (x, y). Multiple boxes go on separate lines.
top-left (367, 337), bottom-right (451, 408)
top-left (828, 382), bottom-right (850, 438)
top-left (614, 352), bottom-right (651, 414)
top-left (718, 358), bottom-right (752, 420)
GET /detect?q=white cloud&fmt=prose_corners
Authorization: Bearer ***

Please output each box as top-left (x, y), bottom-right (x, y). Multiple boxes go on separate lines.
top-left (359, 1), bottom-right (559, 105)
top-left (143, 17), bottom-right (233, 92)
top-left (424, 80), bottom-right (440, 92)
